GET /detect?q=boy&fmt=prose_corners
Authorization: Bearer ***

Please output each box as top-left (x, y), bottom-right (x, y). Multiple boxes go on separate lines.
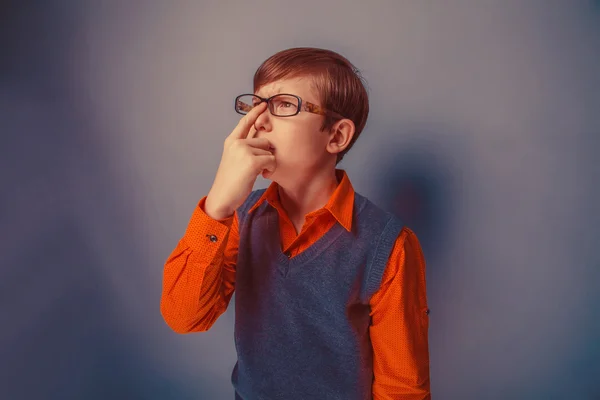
top-left (161, 47), bottom-right (431, 399)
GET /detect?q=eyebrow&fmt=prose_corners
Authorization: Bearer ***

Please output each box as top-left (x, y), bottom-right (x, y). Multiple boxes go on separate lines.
top-left (257, 87), bottom-right (283, 97)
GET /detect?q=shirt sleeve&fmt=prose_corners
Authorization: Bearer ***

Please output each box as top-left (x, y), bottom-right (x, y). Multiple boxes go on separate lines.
top-left (160, 196), bottom-right (239, 334)
top-left (369, 227), bottom-right (431, 400)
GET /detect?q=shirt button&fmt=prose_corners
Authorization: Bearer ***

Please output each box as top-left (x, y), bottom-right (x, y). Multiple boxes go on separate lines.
top-left (425, 308), bottom-right (430, 315)
top-left (284, 251), bottom-right (291, 258)
top-left (207, 234), bottom-right (218, 242)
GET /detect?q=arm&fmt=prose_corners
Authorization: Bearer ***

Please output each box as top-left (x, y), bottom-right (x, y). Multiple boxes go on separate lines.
top-left (370, 227), bottom-right (431, 400)
top-left (160, 196), bottom-right (239, 334)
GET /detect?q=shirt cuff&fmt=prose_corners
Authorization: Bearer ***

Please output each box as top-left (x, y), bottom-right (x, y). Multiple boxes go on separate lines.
top-left (182, 196), bottom-right (234, 253)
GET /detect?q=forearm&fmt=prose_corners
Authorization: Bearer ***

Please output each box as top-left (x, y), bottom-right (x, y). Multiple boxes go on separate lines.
top-left (160, 196), bottom-right (237, 333)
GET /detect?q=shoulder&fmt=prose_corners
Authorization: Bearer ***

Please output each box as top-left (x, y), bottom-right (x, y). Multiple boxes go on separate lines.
top-left (396, 226), bottom-right (420, 247)
top-left (383, 226), bottom-right (425, 286)
top-left (353, 191), bottom-right (403, 232)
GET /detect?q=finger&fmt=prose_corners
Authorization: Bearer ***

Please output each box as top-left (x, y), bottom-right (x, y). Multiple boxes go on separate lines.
top-left (250, 147), bottom-right (273, 156)
top-left (247, 124), bottom-right (258, 139)
top-left (231, 102), bottom-right (267, 140)
top-left (244, 137), bottom-right (273, 151)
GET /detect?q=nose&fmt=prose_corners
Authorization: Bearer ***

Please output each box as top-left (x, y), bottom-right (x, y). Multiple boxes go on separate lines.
top-left (253, 105), bottom-right (272, 132)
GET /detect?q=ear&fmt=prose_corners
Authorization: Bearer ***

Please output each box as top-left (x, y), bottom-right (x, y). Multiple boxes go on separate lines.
top-left (326, 118), bottom-right (355, 156)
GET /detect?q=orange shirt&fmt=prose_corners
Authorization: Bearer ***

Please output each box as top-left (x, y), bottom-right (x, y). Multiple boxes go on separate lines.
top-left (161, 169), bottom-right (431, 399)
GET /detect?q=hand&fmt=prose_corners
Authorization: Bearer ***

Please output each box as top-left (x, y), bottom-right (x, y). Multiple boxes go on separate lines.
top-left (205, 102), bottom-right (276, 219)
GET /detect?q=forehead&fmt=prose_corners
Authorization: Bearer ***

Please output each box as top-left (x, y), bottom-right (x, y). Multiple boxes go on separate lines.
top-left (255, 77), bottom-right (319, 102)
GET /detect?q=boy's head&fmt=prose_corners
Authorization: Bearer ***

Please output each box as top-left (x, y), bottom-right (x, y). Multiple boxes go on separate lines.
top-left (242, 47), bottom-right (369, 182)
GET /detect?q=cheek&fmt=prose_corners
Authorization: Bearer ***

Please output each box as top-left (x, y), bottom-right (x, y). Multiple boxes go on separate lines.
top-left (278, 137), bottom-right (324, 164)
top-left (273, 121), bottom-right (326, 160)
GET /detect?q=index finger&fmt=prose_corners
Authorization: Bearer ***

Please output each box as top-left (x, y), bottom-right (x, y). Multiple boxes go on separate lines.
top-left (231, 101), bottom-right (267, 140)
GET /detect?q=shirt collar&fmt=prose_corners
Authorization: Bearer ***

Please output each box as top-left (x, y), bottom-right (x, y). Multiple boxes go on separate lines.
top-left (248, 169), bottom-right (355, 232)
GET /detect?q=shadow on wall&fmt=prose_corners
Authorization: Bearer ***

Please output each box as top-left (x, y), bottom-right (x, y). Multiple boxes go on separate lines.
top-left (369, 126), bottom-right (467, 269)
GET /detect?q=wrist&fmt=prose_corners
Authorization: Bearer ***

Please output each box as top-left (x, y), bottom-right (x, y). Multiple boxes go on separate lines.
top-left (204, 195), bottom-right (233, 220)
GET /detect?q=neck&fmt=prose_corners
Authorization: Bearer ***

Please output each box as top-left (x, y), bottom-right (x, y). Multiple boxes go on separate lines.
top-left (276, 168), bottom-right (340, 220)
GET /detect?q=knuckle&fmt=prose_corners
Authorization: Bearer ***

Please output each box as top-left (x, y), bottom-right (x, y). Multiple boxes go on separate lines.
top-left (228, 139), bottom-right (243, 153)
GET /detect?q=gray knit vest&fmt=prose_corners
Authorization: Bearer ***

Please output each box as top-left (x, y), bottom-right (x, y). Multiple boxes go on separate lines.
top-left (231, 189), bottom-right (404, 400)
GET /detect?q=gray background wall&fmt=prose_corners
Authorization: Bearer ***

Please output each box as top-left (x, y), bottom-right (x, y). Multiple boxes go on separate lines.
top-left (1, 1), bottom-right (599, 399)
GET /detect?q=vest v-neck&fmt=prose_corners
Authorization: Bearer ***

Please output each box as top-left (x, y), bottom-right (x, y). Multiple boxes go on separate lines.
top-left (233, 189), bottom-right (405, 399)
top-left (269, 209), bottom-right (347, 269)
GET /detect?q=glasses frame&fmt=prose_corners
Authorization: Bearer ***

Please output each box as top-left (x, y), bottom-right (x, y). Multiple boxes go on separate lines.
top-left (234, 93), bottom-right (347, 120)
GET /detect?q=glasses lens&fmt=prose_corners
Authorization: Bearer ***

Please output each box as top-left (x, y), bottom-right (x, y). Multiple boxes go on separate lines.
top-left (236, 95), bottom-right (261, 114)
top-left (269, 94), bottom-right (299, 116)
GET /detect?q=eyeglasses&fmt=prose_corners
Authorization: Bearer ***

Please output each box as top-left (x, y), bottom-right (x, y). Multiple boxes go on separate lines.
top-left (234, 93), bottom-right (346, 119)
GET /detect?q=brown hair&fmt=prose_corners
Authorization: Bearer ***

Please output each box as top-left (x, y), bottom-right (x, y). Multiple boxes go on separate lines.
top-left (253, 47), bottom-right (369, 165)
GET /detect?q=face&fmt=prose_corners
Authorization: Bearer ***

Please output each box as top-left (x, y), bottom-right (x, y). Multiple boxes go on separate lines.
top-left (249, 77), bottom-right (334, 182)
